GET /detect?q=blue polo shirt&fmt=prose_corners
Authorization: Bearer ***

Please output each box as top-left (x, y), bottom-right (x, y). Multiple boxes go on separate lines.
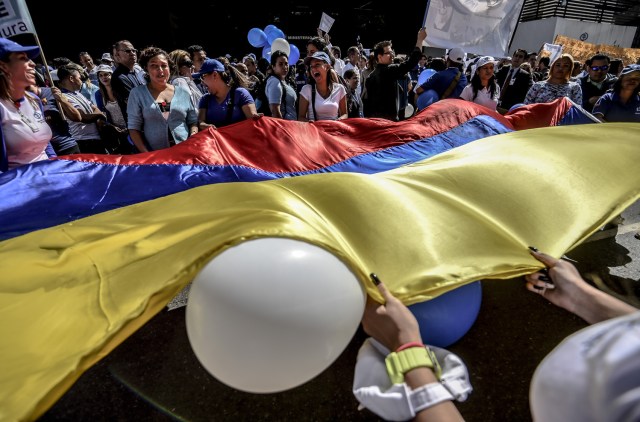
top-left (593, 92), bottom-right (640, 123)
top-left (419, 67), bottom-right (468, 99)
top-left (199, 87), bottom-right (254, 127)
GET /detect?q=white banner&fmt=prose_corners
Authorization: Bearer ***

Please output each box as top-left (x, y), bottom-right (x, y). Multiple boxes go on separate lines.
top-left (542, 42), bottom-right (563, 63)
top-left (0, 0), bottom-right (36, 38)
top-left (423, 0), bottom-right (525, 57)
top-left (319, 12), bottom-right (335, 34)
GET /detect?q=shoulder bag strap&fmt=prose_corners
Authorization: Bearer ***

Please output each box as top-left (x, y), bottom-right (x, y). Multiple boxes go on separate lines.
top-left (441, 70), bottom-right (461, 100)
top-left (225, 87), bottom-right (236, 125)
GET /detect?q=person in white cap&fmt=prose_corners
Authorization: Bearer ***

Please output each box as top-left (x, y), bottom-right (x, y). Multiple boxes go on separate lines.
top-left (100, 52), bottom-right (115, 69)
top-left (459, 56), bottom-right (500, 110)
top-left (525, 248), bottom-right (639, 422)
top-left (0, 38), bottom-right (54, 172)
top-left (415, 47), bottom-right (468, 110)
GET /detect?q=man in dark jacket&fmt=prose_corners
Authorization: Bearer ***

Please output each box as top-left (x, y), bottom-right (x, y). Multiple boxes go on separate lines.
top-left (496, 48), bottom-right (533, 113)
top-left (363, 28), bottom-right (427, 121)
top-left (578, 54), bottom-right (617, 112)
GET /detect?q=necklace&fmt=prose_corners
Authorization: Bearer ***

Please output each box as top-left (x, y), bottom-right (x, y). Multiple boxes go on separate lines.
top-left (10, 97), bottom-right (40, 133)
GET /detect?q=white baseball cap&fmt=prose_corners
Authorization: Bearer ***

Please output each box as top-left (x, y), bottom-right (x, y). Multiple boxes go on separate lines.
top-left (447, 47), bottom-right (466, 64)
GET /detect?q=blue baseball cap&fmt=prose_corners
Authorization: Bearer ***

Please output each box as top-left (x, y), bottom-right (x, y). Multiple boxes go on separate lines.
top-left (192, 58), bottom-right (225, 78)
top-left (0, 38), bottom-right (40, 61)
top-left (304, 51), bottom-right (331, 66)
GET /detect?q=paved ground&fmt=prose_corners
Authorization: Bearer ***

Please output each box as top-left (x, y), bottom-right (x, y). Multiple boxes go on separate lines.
top-left (40, 202), bottom-right (640, 422)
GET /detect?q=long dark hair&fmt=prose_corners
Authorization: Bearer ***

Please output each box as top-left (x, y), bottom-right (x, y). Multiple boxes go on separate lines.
top-left (469, 72), bottom-right (498, 101)
top-left (216, 59), bottom-right (250, 89)
top-left (612, 72), bottom-right (640, 96)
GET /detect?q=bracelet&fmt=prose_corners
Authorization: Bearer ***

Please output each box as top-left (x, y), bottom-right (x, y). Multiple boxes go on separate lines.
top-left (396, 341), bottom-right (424, 352)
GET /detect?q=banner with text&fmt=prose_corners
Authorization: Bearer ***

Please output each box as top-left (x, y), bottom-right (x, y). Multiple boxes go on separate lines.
top-left (423, 0), bottom-right (525, 57)
top-left (0, 0), bottom-right (35, 38)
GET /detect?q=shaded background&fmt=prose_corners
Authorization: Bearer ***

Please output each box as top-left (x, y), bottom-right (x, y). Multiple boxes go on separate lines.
top-left (25, 0), bottom-right (426, 63)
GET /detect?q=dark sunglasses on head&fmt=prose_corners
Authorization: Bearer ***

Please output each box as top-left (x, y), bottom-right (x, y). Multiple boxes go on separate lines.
top-left (590, 65), bottom-right (609, 71)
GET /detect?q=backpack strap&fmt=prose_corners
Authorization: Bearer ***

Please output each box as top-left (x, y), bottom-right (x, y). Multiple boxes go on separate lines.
top-left (441, 70), bottom-right (461, 100)
top-left (311, 84), bottom-right (318, 121)
top-left (0, 104), bottom-right (6, 172)
top-left (279, 79), bottom-right (287, 116)
top-left (225, 87), bottom-right (236, 125)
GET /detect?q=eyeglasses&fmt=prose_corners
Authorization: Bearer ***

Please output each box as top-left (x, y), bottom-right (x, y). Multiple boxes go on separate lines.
top-left (119, 49), bottom-right (138, 54)
top-left (590, 65), bottom-right (609, 71)
top-left (382, 50), bottom-right (395, 57)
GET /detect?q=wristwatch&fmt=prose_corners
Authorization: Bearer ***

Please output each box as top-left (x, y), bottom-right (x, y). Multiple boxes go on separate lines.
top-left (385, 346), bottom-right (442, 384)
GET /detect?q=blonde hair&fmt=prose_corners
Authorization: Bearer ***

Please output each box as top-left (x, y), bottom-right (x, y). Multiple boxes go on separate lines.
top-left (547, 54), bottom-right (574, 83)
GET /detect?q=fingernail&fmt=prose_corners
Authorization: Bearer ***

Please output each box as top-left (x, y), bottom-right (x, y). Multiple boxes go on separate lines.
top-left (370, 273), bottom-right (381, 286)
top-left (528, 246), bottom-right (539, 252)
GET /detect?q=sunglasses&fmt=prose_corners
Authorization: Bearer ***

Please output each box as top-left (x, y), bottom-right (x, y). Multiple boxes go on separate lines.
top-left (119, 48), bottom-right (138, 54)
top-left (590, 65), bottom-right (609, 71)
top-left (179, 60), bottom-right (194, 68)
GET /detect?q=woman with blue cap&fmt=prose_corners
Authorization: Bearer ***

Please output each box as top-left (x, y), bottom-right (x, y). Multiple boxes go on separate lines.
top-left (195, 58), bottom-right (260, 129)
top-left (0, 38), bottom-right (54, 172)
top-left (592, 64), bottom-right (640, 123)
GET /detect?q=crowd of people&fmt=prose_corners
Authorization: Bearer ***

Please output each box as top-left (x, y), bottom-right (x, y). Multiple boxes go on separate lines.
top-left (1, 28), bottom-right (639, 171)
top-left (0, 27), bottom-right (638, 421)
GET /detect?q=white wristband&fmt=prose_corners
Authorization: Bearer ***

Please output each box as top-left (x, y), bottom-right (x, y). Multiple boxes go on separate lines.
top-left (410, 382), bottom-right (455, 413)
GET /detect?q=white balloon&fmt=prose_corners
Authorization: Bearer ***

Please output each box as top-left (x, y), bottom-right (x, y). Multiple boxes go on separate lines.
top-left (185, 238), bottom-right (365, 393)
top-left (404, 103), bottom-right (415, 119)
top-left (270, 37), bottom-right (291, 57)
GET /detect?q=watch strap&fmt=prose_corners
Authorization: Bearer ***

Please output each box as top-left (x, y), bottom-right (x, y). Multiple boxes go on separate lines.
top-left (385, 346), bottom-right (442, 384)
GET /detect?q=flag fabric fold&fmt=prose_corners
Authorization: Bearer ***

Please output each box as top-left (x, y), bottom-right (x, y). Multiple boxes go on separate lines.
top-left (1, 99), bottom-right (634, 421)
top-left (0, 100), bottom-right (513, 241)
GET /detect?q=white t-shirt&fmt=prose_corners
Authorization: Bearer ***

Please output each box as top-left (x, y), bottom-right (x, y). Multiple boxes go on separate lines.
top-left (0, 97), bottom-right (52, 170)
top-left (300, 83), bottom-right (347, 121)
top-left (459, 84), bottom-right (500, 111)
top-left (530, 312), bottom-right (640, 422)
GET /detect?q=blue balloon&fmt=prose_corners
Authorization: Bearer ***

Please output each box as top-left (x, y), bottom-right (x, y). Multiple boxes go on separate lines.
top-left (264, 24), bottom-right (278, 34)
top-left (248, 28), bottom-right (268, 48)
top-left (288, 44), bottom-right (300, 65)
top-left (416, 89), bottom-right (440, 111)
top-left (417, 68), bottom-right (436, 86)
top-left (262, 45), bottom-right (272, 61)
top-left (266, 27), bottom-right (285, 45)
top-left (408, 281), bottom-right (482, 348)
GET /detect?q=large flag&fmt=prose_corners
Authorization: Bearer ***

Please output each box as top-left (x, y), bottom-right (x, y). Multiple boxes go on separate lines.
top-left (423, 0), bottom-right (526, 57)
top-left (1, 100), bottom-right (636, 421)
top-left (0, 0), bottom-right (36, 37)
